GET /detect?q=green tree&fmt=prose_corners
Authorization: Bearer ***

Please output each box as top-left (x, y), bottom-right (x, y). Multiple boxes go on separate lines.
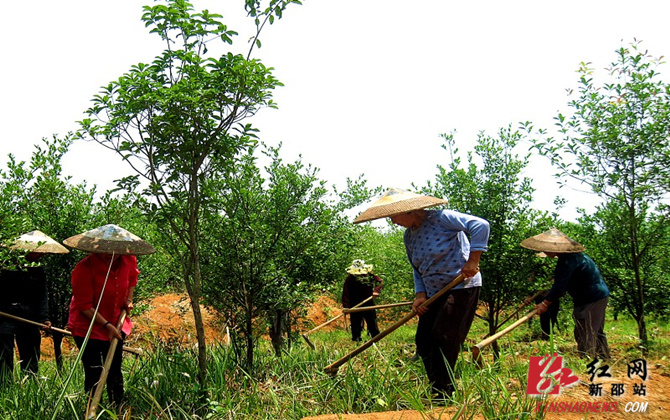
top-left (426, 128), bottom-right (552, 355)
top-left (576, 201), bottom-right (670, 324)
top-left (93, 190), bottom-right (181, 299)
top-left (347, 225), bottom-right (414, 306)
top-left (0, 134), bottom-right (97, 368)
top-left (531, 41), bottom-right (670, 346)
top-left (201, 144), bottom-right (357, 368)
top-left (77, 0), bottom-right (299, 384)
top-left (0, 161), bottom-right (30, 269)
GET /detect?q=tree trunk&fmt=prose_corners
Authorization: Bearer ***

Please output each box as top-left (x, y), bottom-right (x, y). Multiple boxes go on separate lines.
top-left (635, 281), bottom-right (648, 354)
top-left (245, 308), bottom-right (254, 369)
top-left (269, 309), bottom-right (287, 356)
top-left (487, 302), bottom-right (501, 360)
top-left (190, 260), bottom-right (208, 386)
top-left (183, 232), bottom-right (208, 388)
top-left (185, 175), bottom-right (208, 388)
top-left (628, 199), bottom-right (648, 351)
top-left (638, 316), bottom-right (647, 351)
top-left (634, 271), bottom-right (648, 347)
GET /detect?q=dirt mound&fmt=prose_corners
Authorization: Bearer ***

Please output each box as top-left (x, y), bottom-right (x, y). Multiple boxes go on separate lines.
top-left (300, 295), bottom-right (343, 332)
top-left (39, 293), bottom-right (229, 359)
top-left (40, 292), bottom-right (341, 357)
top-left (129, 293), bottom-right (229, 351)
top-left (41, 293), bottom-right (339, 358)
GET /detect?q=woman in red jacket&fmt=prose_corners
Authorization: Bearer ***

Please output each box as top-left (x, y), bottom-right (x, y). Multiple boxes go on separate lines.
top-left (64, 224), bottom-right (154, 407)
top-left (68, 252), bottom-right (137, 405)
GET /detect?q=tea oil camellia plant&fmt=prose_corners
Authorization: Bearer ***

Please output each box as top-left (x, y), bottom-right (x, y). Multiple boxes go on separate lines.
top-left (201, 143), bottom-right (361, 369)
top-left (0, 134), bottom-right (98, 369)
top-left (425, 127), bottom-right (553, 357)
top-left (530, 40), bottom-right (670, 348)
top-left (77, 0), bottom-right (302, 386)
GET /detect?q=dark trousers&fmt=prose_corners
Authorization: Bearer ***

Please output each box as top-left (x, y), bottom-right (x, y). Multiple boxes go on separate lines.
top-left (350, 309), bottom-right (380, 341)
top-left (73, 335), bottom-right (125, 405)
top-left (0, 323), bottom-right (42, 380)
top-left (416, 287), bottom-right (480, 396)
top-left (573, 297), bottom-right (610, 360)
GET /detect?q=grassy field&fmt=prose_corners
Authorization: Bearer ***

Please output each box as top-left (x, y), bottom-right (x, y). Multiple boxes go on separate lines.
top-left (0, 309), bottom-right (667, 419)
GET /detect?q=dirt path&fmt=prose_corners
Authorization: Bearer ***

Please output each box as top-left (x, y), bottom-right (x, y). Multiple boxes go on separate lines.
top-left (301, 369), bottom-right (669, 420)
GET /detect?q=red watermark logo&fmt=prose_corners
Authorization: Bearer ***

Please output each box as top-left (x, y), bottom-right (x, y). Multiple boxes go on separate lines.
top-left (526, 354), bottom-right (653, 414)
top-left (526, 353), bottom-right (579, 395)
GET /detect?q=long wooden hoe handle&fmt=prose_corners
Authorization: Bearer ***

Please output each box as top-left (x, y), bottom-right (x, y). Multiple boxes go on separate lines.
top-left (87, 309), bottom-right (127, 419)
top-left (304, 295), bottom-right (375, 337)
top-left (324, 273), bottom-right (469, 375)
top-left (472, 308), bottom-right (538, 366)
top-left (484, 289), bottom-right (544, 338)
top-left (342, 301), bottom-right (413, 313)
top-left (302, 295), bottom-right (376, 349)
top-left (0, 310), bottom-right (72, 336)
top-left (0, 310), bottom-right (140, 356)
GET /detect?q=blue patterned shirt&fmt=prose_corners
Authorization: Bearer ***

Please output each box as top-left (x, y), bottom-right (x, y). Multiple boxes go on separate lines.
top-left (403, 209), bottom-right (490, 296)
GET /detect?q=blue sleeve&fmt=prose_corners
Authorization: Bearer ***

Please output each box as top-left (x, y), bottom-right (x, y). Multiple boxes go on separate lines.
top-left (545, 258), bottom-right (572, 303)
top-left (438, 210), bottom-right (490, 251)
top-left (413, 267), bottom-right (426, 294)
top-left (404, 231), bottom-right (426, 294)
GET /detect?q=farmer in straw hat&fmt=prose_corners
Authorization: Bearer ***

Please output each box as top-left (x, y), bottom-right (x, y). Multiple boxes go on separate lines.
top-left (521, 227), bottom-right (610, 359)
top-left (0, 230), bottom-right (68, 381)
top-left (354, 188), bottom-right (490, 400)
top-left (341, 259), bottom-right (383, 342)
top-left (64, 224), bottom-right (154, 406)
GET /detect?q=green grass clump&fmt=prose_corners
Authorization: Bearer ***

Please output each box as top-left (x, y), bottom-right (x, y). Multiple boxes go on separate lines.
top-left (0, 311), bottom-right (666, 419)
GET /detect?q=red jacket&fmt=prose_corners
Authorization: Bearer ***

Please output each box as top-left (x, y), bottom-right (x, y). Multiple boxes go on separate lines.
top-left (67, 253), bottom-right (138, 340)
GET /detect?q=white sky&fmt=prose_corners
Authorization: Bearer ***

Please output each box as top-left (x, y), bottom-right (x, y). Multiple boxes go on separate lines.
top-left (2, 0), bottom-right (670, 221)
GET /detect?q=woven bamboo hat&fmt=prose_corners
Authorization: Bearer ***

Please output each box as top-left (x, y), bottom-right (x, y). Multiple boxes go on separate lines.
top-left (353, 188), bottom-right (448, 224)
top-left (520, 227), bottom-right (585, 253)
top-left (9, 230), bottom-right (69, 254)
top-left (63, 224), bottom-right (156, 255)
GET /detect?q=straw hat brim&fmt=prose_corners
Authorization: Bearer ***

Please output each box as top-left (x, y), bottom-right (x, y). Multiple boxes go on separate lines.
top-left (347, 268), bottom-right (372, 275)
top-left (63, 224), bottom-right (156, 255)
top-left (520, 228), bottom-right (585, 253)
top-left (10, 241), bottom-right (70, 254)
top-left (346, 265), bottom-right (373, 275)
top-left (9, 230), bottom-right (70, 254)
top-left (354, 196), bottom-right (448, 224)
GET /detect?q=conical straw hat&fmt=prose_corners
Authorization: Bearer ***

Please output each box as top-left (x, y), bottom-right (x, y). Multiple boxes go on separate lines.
top-left (9, 230), bottom-right (69, 254)
top-left (63, 224), bottom-right (155, 255)
top-left (353, 188), bottom-right (448, 224)
top-left (520, 227), bottom-right (585, 253)
top-left (346, 259), bottom-right (374, 275)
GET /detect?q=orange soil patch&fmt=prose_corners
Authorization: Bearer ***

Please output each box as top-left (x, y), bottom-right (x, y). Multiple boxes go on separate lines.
top-left (40, 293), bottom-right (229, 359)
top-left (129, 293), bottom-right (229, 351)
top-left (537, 366), bottom-right (670, 419)
top-left (300, 295), bottom-right (345, 332)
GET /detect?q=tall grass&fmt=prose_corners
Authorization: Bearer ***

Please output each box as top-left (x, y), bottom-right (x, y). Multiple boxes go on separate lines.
top-left (2, 312), bottom-right (667, 419)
